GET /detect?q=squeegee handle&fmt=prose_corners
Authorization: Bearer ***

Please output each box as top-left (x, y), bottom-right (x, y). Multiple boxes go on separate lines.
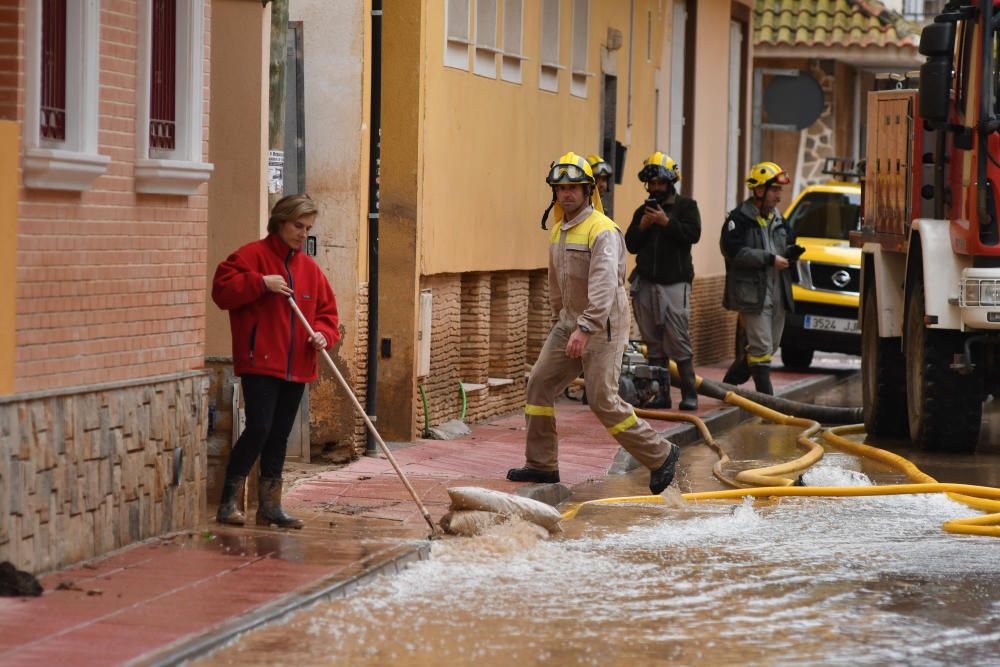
top-left (286, 297), bottom-right (436, 533)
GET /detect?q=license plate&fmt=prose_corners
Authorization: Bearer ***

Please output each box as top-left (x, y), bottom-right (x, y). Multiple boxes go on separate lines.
top-left (803, 315), bottom-right (860, 334)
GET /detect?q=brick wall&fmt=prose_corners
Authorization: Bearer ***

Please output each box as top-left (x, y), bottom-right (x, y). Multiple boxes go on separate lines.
top-left (415, 270), bottom-right (549, 433)
top-left (417, 274), bottom-right (463, 434)
top-left (526, 269), bottom-right (551, 366)
top-left (14, 1), bottom-right (211, 394)
top-left (350, 282), bottom-right (369, 457)
top-left (2, 2), bottom-right (213, 572)
top-left (689, 273), bottom-right (736, 364)
top-left (459, 273), bottom-right (490, 385)
top-left (0, 373), bottom-right (209, 573)
top-left (411, 269), bottom-right (731, 435)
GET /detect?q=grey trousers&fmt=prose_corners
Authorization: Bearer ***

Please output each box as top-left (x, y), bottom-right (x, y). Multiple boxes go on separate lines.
top-left (744, 284), bottom-right (786, 366)
top-left (631, 277), bottom-right (693, 361)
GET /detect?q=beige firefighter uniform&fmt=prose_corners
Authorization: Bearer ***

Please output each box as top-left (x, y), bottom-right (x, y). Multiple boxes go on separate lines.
top-left (523, 204), bottom-right (674, 473)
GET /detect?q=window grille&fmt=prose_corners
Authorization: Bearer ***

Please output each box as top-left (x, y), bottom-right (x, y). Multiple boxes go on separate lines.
top-left (150, 0), bottom-right (177, 151)
top-left (40, 0), bottom-right (67, 141)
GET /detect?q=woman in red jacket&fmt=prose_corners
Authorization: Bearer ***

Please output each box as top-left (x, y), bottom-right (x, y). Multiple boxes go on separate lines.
top-left (212, 194), bottom-right (340, 529)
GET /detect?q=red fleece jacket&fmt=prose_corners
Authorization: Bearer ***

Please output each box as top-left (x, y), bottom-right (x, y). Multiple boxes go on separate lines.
top-left (212, 233), bottom-right (340, 383)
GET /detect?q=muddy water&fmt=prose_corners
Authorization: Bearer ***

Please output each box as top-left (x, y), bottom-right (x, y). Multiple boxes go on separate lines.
top-left (201, 376), bottom-right (1000, 666)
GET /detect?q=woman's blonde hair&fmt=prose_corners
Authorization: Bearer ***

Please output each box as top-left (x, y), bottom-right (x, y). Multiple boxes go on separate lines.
top-left (267, 193), bottom-right (319, 234)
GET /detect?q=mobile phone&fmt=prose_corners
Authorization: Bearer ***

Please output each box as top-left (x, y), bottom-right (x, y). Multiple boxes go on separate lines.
top-left (644, 197), bottom-right (659, 208)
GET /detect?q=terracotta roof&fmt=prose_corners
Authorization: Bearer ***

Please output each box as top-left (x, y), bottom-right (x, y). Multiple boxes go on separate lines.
top-left (755, 0), bottom-right (919, 49)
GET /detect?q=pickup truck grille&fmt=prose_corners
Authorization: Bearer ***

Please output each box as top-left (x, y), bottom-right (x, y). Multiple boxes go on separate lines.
top-left (797, 261), bottom-right (861, 295)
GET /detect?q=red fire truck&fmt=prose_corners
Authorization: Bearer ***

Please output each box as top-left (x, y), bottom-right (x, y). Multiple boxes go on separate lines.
top-left (856, 0), bottom-right (1000, 452)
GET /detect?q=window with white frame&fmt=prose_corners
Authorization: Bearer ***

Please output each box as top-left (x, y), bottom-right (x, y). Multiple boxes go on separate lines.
top-left (539, 0), bottom-right (561, 92)
top-left (445, 0), bottom-right (471, 70)
top-left (135, 0), bottom-right (213, 195)
top-left (570, 0), bottom-right (590, 97)
top-left (474, 0), bottom-right (499, 77)
top-left (501, 0), bottom-right (526, 83)
top-left (23, 0), bottom-right (108, 191)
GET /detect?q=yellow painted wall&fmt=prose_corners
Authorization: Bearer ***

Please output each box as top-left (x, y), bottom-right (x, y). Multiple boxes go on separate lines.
top-left (0, 121), bottom-right (16, 395)
top-left (205, 0), bottom-right (269, 357)
top-left (420, 0), bottom-right (670, 276)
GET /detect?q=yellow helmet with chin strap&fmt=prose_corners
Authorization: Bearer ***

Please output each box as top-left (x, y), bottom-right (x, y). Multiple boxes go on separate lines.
top-left (746, 161), bottom-right (790, 189)
top-left (586, 154), bottom-right (614, 178)
top-left (638, 151), bottom-right (681, 184)
top-left (541, 151), bottom-right (604, 229)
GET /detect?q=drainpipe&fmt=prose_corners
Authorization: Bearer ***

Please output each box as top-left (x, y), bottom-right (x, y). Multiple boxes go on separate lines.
top-left (365, 0), bottom-right (382, 454)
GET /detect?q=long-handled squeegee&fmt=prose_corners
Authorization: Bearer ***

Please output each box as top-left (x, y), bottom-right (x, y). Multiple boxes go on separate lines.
top-left (287, 296), bottom-right (439, 536)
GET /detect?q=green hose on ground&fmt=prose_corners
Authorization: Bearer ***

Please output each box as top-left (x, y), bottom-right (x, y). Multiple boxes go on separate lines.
top-left (418, 383), bottom-right (431, 438)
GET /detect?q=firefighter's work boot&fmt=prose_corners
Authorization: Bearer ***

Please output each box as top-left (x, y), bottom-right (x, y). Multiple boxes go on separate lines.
top-left (216, 475), bottom-right (247, 526)
top-left (676, 358), bottom-right (699, 411)
top-left (506, 467), bottom-right (560, 484)
top-left (723, 354), bottom-right (750, 385)
top-left (256, 477), bottom-right (304, 529)
top-left (750, 364), bottom-right (774, 396)
top-left (649, 443), bottom-right (681, 494)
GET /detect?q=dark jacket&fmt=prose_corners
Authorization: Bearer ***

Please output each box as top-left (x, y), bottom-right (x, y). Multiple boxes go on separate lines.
top-left (720, 200), bottom-right (794, 314)
top-left (624, 195), bottom-right (702, 285)
top-left (212, 233), bottom-right (340, 383)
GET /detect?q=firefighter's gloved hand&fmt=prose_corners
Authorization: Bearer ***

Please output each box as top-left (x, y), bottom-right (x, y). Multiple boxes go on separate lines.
top-left (786, 244), bottom-right (806, 262)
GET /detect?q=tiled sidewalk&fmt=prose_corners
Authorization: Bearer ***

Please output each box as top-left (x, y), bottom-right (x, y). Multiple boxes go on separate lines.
top-left (0, 362), bottom-right (842, 666)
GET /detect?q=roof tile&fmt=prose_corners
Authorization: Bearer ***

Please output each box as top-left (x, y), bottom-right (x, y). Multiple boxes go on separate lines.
top-left (754, 0), bottom-right (918, 49)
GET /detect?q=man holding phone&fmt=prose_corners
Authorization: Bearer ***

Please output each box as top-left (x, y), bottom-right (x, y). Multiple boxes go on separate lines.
top-left (625, 152), bottom-right (702, 410)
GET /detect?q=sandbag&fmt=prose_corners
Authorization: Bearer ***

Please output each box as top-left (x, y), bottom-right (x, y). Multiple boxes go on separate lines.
top-left (446, 486), bottom-right (563, 531)
top-left (439, 510), bottom-right (508, 536)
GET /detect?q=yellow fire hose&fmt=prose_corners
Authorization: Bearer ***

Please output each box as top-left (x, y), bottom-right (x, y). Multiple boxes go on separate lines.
top-left (562, 369), bottom-right (1000, 538)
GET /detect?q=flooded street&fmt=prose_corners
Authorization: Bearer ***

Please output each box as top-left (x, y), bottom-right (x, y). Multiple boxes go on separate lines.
top-left (200, 369), bottom-right (1000, 666)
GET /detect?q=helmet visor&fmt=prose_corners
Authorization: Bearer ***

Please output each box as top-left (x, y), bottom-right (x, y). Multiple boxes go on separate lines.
top-left (547, 163), bottom-right (593, 185)
top-left (638, 164), bottom-right (677, 184)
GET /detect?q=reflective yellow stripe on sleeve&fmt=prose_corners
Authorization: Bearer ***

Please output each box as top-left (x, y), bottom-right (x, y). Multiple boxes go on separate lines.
top-left (525, 404), bottom-right (556, 417)
top-left (748, 353), bottom-right (773, 365)
top-left (607, 412), bottom-right (638, 435)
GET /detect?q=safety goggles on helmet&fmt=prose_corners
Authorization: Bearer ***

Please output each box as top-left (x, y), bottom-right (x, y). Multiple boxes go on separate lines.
top-left (745, 161), bottom-right (790, 189)
top-left (637, 151), bottom-right (680, 184)
top-left (587, 154), bottom-right (613, 177)
top-left (546, 162), bottom-right (595, 185)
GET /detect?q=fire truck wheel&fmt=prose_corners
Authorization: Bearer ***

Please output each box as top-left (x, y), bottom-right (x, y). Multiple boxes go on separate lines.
top-left (904, 277), bottom-right (982, 453)
top-left (861, 286), bottom-right (908, 437)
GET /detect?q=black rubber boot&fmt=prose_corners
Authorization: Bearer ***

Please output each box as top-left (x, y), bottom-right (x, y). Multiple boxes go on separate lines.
top-left (676, 358), bottom-right (699, 411)
top-left (216, 474), bottom-right (247, 526)
top-left (506, 467), bottom-right (560, 483)
top-left (256, 477), bottom-right (304, 529)
top-left (649, 443), bottom-right (681, 494)
top-left (723, 354), bottom-right (751, 385)
top-left (750, 364), bottom-right (774, 396)
top-left (646, 357), bottom-right (671, 409)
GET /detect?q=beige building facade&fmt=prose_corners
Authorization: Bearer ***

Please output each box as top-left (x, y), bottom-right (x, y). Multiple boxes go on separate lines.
top-left (379, 0), bottom-right (754, 442)
top-left (208, 0), bottom-right (758, 454)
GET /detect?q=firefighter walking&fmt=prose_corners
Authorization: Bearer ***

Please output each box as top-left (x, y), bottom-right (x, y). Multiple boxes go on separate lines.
top-left (507, 152), bottom-right (681, 494)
